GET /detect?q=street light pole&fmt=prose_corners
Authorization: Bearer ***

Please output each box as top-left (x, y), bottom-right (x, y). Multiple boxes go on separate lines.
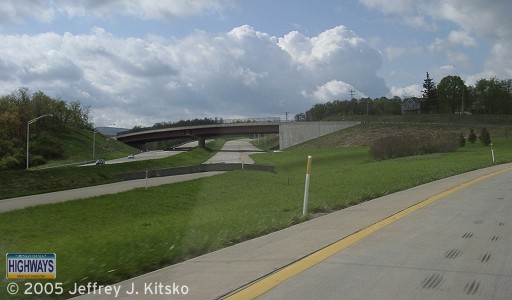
top-left (26, 114), bottom-right (53, 170)
top-left (93, 124), bottom-right (115, 160)
top-left (93, 129), bottom-right (98, 160)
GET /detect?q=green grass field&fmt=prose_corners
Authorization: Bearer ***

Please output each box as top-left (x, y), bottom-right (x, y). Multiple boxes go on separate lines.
top-left (1, 135), bottom-right (511, 299)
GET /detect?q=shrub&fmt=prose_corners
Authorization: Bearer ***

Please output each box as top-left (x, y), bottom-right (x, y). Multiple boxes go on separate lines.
top-left (468, 129), bottom-right (477, 144)
top-left (479, 128), bottom-right (491, 146)
top-left (458, 133), bottom-right (466, 147)
top-left (30, 155), bottom-right (47, 167)
top-left (370, 132), bottom-right (459, 160)
top-left (0, 155), bottom-right (23, 170)
top-left (370, 135), bottom-right (416, 160)
top-left (32, 132), bottom-right (64, 159)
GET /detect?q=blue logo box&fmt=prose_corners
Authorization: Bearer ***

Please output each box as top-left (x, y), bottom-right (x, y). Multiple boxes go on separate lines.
top-left (6, 253), bottom-right (56, 279)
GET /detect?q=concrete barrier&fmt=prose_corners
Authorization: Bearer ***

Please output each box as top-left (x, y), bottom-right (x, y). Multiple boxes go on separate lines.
top-left (116, 163), bottom-right (275, 181)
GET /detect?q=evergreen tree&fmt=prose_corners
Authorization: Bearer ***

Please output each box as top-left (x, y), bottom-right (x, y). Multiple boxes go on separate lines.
top-left (422, 72), bottom-right (438, 113)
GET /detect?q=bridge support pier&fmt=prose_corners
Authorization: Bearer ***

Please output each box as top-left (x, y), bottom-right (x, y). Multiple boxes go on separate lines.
top-left (198, 137), bottom-right (206, 148)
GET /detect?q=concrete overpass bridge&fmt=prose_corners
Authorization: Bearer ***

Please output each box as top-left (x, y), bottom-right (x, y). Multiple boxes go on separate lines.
top-left (116, 121), bottom-right (360, 149)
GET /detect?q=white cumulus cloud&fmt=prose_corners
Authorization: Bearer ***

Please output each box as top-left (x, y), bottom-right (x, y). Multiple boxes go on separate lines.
top-left (390, 84), bottom-right (422, 99)
top-left (305, 80), bottom-right (366, 102)
top-left (428, 30), bottom-right (476, 52)
top-left (360, 0), bottom-right (512, 80)
top-left (0, 25), bottom-right (387, 127)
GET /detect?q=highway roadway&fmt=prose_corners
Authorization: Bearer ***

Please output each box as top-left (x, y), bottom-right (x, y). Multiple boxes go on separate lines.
top-left (252, 167), bottom-right (512, 299)
top-left (82, 141), bottom-right (201, 166)
top-left (83, 139), bottom-right (260, 166)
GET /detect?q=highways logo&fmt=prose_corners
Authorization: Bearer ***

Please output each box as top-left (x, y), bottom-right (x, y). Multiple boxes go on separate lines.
top-left (6, 253), bottom-right (56, 279)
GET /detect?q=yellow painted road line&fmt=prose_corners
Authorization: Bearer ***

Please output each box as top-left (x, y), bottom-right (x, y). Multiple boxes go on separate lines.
top-left (224, 166), bottom-right (512, 299)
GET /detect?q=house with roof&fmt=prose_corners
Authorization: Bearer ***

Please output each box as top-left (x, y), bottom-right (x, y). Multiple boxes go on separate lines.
top-left (401, 97), bottom-right (422, 114)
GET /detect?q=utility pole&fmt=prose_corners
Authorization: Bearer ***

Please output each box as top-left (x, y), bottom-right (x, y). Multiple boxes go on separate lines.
top-left (284, 112), bottom-right (290, 122)
top-left (461, 93), bottom-right (465, 114)
top-left (349, 89), bottom-right (355, 99)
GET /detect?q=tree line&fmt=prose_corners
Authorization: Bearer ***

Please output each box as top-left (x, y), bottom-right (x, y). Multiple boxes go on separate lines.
top-left (299, 75), bottom-right (512, 121)
top-left (0, 88), bottom-right (92, 169)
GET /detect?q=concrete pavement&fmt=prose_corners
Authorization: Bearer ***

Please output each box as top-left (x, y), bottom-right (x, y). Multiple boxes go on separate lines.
top-left (74, 163), bottom-right (512, 300)
top-left (205, 139), bottom-right (263, 164)
top-left (259, 165), bottom-right (512, 299)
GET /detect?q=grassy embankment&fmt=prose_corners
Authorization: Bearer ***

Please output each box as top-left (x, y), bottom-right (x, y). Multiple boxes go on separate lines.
top-left (0, 132), bottom-right (226, 199)
top-left (42, 128), bottom-right (139, 167)
top-left (1, 123), bottom-right (511, 299)
top-left (251, 133), bottom-right (279, 150)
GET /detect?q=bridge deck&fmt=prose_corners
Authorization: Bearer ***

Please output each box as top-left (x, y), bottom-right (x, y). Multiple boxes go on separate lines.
top-left (116, 122), bottom-right (281, 145)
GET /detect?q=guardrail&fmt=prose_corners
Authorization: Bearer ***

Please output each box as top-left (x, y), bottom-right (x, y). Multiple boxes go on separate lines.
top-left (116, 163), bottom-right (275, 181)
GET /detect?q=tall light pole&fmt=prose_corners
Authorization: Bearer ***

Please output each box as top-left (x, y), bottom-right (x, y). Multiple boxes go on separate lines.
top-left (93, 129), bottom-right (99, 160)
top-left (93, 124), bottom-right (115, 160)
top-left (26, 114), bottom-right (53, 170)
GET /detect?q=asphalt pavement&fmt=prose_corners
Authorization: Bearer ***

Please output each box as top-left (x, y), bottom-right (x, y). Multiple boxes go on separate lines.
top-left (73, 162), bottom-right (512, 300)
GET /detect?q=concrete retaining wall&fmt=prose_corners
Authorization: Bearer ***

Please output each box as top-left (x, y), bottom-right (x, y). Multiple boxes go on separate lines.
top-left (279, 121), bottom-right (360, 149)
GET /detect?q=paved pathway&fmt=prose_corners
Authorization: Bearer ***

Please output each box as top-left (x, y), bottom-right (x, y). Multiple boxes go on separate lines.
top-left (205, 139), bottom-right (262, 164)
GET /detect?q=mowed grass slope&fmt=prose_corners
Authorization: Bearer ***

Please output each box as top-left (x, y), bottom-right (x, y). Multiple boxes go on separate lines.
top-left (52, 128), bottom-right (138, 165)
top-left (2, 127), bottom-right (511, 298)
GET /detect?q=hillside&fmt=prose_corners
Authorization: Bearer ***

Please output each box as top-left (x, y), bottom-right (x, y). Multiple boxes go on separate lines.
top-left (39, 128), bottom-right (139, 168)
top-left (290, 122), bottom-right (512, 150)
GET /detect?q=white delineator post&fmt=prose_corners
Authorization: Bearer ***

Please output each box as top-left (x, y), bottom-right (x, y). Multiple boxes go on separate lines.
top-left (303, 155), bottom-right (312, 216)
top-left (491, 143), bottom-right (495, 163)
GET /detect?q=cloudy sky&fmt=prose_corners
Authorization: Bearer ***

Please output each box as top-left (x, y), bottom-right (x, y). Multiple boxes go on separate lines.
top-left (1, 1), bottom-right (511, 127)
